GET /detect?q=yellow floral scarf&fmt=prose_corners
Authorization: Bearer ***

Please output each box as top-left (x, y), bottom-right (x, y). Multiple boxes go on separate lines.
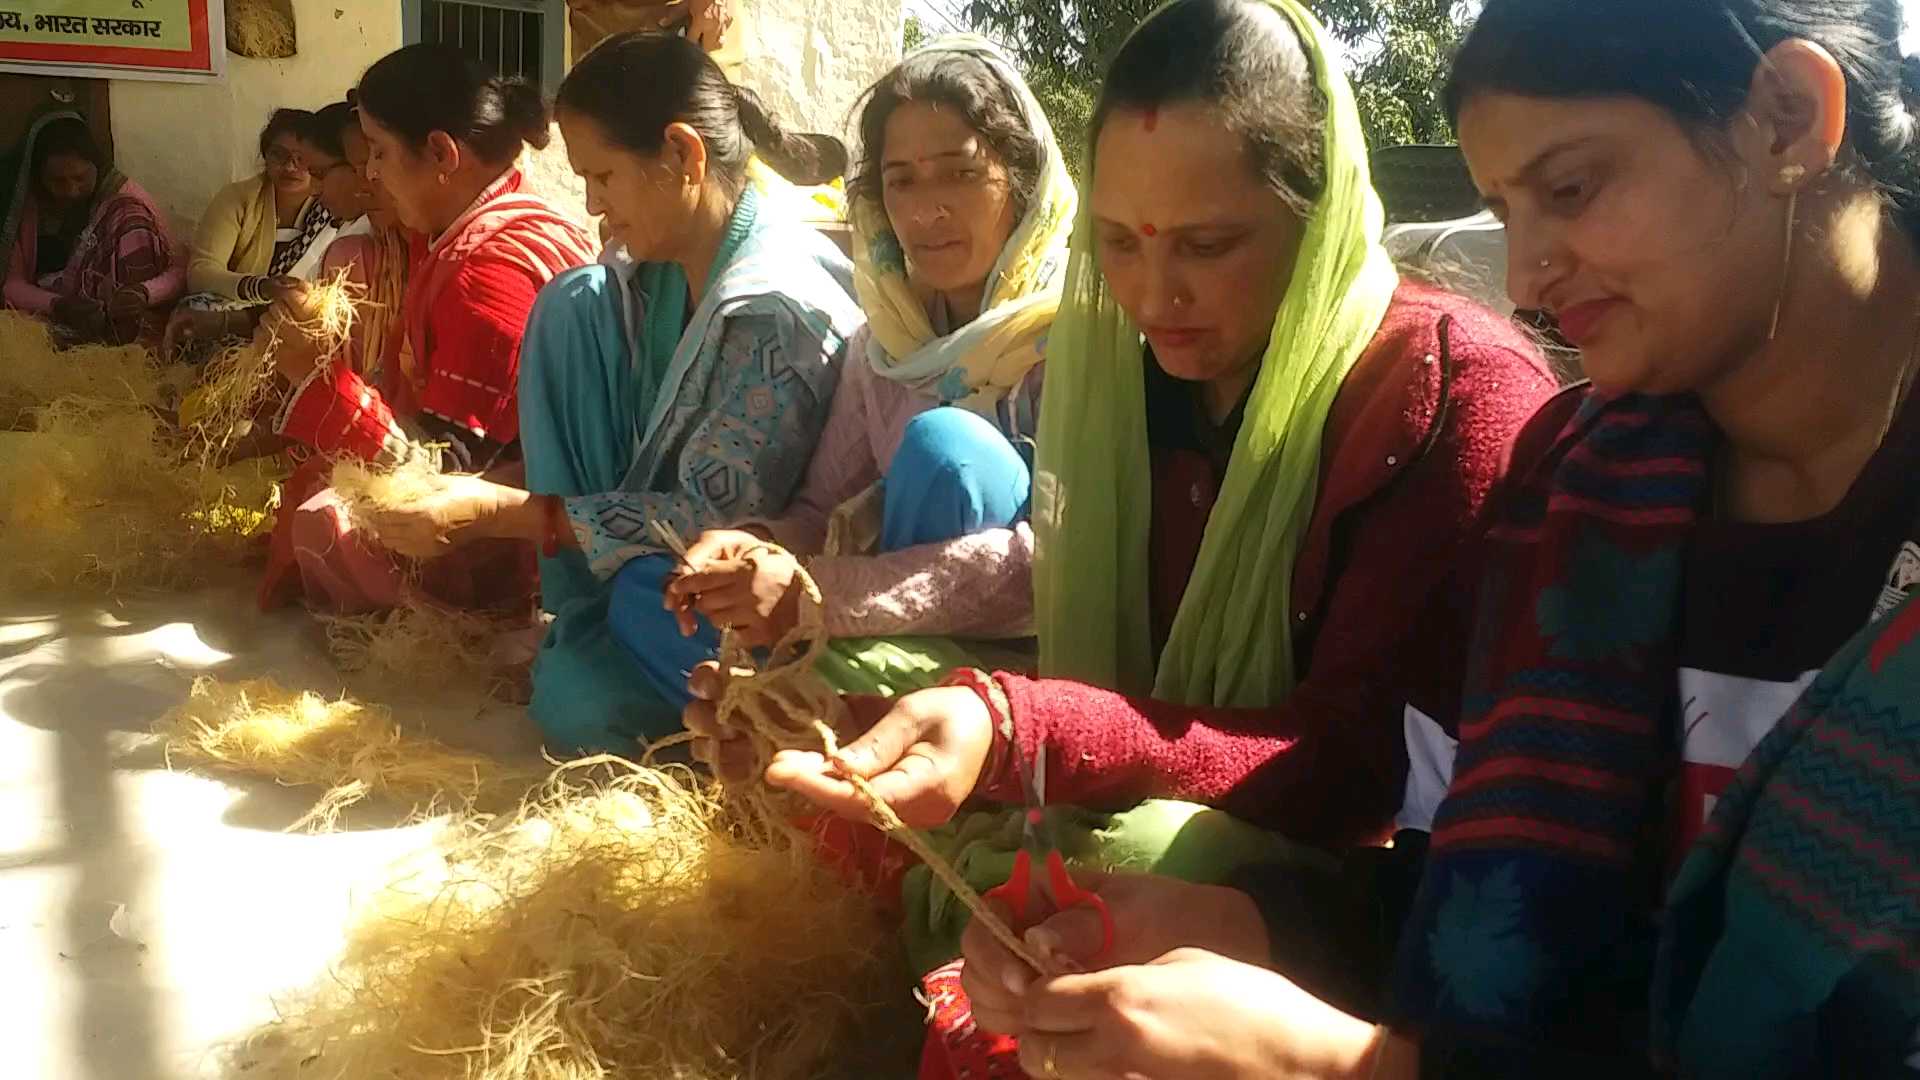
top-left (849, 34), bottom-right (1077, 423)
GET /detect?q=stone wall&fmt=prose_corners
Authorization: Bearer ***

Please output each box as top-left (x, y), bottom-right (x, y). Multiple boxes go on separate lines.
top-left (514, 0), bottom-right (908, 232)
top-left (735, 0), bottom-right (904, 144)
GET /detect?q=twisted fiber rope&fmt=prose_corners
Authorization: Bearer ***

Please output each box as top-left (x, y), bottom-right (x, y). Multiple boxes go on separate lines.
top-left (702, 557), bottom-right (1047, 973)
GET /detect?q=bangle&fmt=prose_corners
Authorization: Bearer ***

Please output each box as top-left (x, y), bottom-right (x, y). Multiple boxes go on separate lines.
top-left (942, 667), bottom-right (1015, 784)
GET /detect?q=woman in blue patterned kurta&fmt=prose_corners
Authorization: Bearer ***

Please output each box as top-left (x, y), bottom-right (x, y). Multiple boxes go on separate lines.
top-left (363, 33), bottom-right (863, 751)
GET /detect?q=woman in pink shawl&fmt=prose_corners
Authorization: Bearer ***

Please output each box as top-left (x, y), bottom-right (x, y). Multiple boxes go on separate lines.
top-left (2, 108), bottom-right (184, 343)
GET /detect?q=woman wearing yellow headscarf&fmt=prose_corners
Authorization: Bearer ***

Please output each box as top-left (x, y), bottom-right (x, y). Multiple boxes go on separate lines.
top-left (696, 1), bottom-right (1559, 1073)
top-left (652, 35), bottom-right (1077, 700)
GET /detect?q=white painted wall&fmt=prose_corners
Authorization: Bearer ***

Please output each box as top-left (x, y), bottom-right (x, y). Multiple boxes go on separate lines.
top-left (110, 1), bottom-right (402, 234)
top-left (105, 0), bottom-right (902, 236)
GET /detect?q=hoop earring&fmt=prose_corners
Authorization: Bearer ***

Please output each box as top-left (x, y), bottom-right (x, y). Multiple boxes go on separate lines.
top-left (1767, 189), bottom-right (1798, 342)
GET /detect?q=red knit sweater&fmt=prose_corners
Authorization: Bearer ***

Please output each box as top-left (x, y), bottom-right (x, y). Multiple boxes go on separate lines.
top-left (975, 283), bottom-right (1558, 848)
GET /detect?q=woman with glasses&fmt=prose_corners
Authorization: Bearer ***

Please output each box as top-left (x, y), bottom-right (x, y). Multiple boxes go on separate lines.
top-left (187, 108), bottom-right (338, 307)
top-left (164, 108), bottom-right (340, 349)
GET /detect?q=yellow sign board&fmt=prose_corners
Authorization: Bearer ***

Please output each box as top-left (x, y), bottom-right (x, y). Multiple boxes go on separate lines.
top-left (0, 0), bottom-right (223, 81)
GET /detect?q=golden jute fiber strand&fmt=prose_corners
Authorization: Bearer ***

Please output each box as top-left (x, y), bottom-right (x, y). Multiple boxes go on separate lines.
top-left (153, 676), bottom-right (543, 831)
top-left (182, 273), bottom-right (359, 460)
top-left (223, 757), bottom-right (914, 1079)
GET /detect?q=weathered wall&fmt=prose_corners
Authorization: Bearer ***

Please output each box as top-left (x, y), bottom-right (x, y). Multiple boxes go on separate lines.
top-left (104, 0), bottom-right (902, 236)
top-left (493, 0), bottom-right (911, 234)
top-left (736, 0), bottom-right (904, 144)
top-left (110, 0), bottom-right (401, 234)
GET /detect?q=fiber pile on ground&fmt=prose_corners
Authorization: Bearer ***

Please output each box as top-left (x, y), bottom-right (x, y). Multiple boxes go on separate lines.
top-left (323, 604), bottom-right (516, 700)
top-left (227, 759), bottom-right (915, 1079)
top-left (153, 676), bottom-right (544, 831)
top-left (0, 397), bottom-right (278, 594)
top-left (0, 310), bottom-right (190, 429)
top-left (0, 281), bottom-right (365, 595)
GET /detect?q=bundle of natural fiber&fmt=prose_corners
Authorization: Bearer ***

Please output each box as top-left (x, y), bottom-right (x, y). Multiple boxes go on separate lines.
top-left (0, 310), bottom-right (189, 429)
top-left (224, 0), bottom-right (296, 58)
top-left (228, 758), bottom-right (916, 1079)
top-left (321, 604), bottom-right (511, 697)
top-left (153, 676), bottom-right (543, 831)
top-left (0, 397), bottom-right (278, 593)
top-left (182, 273), bottom-right (357, 458)
top-left (328, 452), bottom-right (445, 529)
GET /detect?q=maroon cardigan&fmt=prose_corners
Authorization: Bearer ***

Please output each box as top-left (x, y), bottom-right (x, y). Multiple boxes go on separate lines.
top-left (974, 282), bottom-right (1558, 848)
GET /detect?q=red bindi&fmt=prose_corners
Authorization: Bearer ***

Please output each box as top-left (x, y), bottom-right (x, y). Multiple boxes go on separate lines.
top-left (1141, 223), bottom-right (1158, 237)
top-left (1142, 105), bottom-right (1158, 132)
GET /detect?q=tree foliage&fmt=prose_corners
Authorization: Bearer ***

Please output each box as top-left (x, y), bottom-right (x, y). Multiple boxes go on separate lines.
top-left (952, 0), bottom-right (1474, 171)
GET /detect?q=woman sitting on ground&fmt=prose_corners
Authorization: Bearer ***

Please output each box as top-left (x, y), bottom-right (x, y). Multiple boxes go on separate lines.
top-left (2, 109), bottom-right (184, 344)
top-left (178, 109), bottom-right (337, 327)
top-left (361, 32), bottom-right (861, 744)
top-left (696, 0), bottom-right (1551, 866)
top-left (262, 45), bottom-right (597, 614)
top-left (253, 95), bottom-right (418, 608)
top-left (689, 0), bottom-right (1557, 1066)
top-left (280, 97), bottom-right (410, 386)
top-left (864, 1), bottom-right (1920, 1077)
top-left (625, 35), bottom-right (1077, 716)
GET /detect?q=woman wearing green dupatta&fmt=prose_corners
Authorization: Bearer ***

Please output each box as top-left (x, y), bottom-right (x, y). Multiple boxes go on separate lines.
top-left (687, 0), bottom-right (1555, 1047)
top-left (651, 35), bottom-right (1075, 702)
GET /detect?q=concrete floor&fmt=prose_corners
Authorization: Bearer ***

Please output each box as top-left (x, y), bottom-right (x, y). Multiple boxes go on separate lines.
top-left (0, 577), bottom-right (544, 1079)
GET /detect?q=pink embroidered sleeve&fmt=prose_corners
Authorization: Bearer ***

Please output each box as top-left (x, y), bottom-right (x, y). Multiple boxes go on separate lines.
top-left (809, 522), bottom-right (1035, 639)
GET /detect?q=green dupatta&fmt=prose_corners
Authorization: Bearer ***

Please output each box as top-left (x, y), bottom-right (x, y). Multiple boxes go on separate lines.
top-left (1031, 0), bottom-right (1399, 707)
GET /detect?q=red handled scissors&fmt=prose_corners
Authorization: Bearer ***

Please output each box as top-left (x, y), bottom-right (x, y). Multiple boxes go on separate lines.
top-left (982, 743), bottom-right (1115, 964)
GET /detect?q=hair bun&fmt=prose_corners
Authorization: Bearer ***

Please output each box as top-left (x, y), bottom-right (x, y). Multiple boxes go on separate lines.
top-left (496, 76), bottom-right (553, 150)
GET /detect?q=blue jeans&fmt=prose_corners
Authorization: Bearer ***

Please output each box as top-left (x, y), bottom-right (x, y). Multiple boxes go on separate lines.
top-left (607, 406), bottom-right (1032, 712)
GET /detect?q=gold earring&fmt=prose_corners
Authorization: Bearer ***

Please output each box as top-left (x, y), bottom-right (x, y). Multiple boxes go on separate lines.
top-left (1777, 164), bottom-right (1807, 190)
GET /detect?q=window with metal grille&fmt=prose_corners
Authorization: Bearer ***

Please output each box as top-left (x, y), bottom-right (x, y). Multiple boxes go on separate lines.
top-left (402, 0), bottom-right (566, 95)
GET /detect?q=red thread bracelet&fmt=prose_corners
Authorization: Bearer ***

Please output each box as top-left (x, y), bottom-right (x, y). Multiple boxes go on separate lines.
top-left (538, 495), bottom-right (565, 558)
